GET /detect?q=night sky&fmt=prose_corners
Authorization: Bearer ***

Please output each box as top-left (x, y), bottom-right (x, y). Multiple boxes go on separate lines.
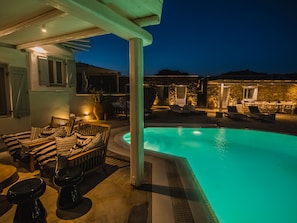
top-left (75, 0), bottom-right (297, 76)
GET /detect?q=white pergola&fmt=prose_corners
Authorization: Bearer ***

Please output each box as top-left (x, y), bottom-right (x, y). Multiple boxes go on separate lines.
top-left (0, 0), bottom-right (164, 186)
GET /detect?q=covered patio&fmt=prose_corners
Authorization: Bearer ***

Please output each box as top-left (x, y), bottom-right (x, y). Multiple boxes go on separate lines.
top-left (0, 0), bottom-right (164, 187)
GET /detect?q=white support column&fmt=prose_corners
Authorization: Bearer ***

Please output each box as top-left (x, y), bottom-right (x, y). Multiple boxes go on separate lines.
top-left (129, 38), bottom-right (144, 187)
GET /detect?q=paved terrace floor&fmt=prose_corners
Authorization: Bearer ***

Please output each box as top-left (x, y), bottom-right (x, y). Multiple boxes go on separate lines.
top-left (1, 108), bottom-right (297, 223)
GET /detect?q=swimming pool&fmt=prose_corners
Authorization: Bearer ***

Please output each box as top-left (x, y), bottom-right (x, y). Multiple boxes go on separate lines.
top-left (123, 127), bottom-right (297, 223)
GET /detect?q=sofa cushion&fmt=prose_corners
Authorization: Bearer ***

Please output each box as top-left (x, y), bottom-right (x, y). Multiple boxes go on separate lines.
top-left (47, 127), bottom-right (67, 140)
top-left (39, 127), bottom-right (56, 137)
top-left (30, 140), bottom-right (57, 166)
top-left (37, 151), bottom-right (57, 166)
top-left (75, 132), bottom-right (94, 148)
top-left (82, 132), bottom-right (104, 151)
top-left (19, 137), bottom-right (52, 149)
top-left (1, 131), bottom-right (31, 157)
top-left (55, 134), bottom-right (77, 157)
top-left (31, 140), bottom-right (56, 157)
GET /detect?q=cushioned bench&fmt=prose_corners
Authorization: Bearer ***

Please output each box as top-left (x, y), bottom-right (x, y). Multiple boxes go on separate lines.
top-left (1, 116), bottom-right (74, 164)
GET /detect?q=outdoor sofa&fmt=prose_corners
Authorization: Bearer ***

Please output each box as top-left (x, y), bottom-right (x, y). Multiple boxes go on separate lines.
top-left (30, 122), bottom-right (111, 178)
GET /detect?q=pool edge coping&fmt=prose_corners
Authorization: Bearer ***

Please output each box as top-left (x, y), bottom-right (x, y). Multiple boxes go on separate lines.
top-left (109, 125), bottom-right (219, 223)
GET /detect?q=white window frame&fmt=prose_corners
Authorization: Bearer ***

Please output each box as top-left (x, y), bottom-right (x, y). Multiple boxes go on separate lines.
top-left (243, 86), bottom-right (258, 102)
top-left (38, 56), bottom-right (66, 87)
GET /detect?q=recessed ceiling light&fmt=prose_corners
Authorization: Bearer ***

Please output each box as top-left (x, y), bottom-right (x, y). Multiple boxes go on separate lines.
top-left (32, 47), bottom-right (47, 54)
top-left (41, 24), bottom-right (47, 33)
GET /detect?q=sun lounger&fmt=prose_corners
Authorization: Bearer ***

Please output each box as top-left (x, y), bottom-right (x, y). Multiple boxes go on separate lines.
top-left (168, 105), bottom-right (191, 115)
top-left (183, 105), bottom-right (207, 116)
top-left (224, 106), bottom-right (247, 120)
top-left (248, 106), bottom-right (276, 121)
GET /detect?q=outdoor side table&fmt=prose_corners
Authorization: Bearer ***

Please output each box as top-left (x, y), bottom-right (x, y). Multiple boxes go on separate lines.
top-left (54, 167), bottom-right (84, 210)
top-left (0, 163), bottom-right (19, 190)
top-left (7, 177), bottom-right (46, 223)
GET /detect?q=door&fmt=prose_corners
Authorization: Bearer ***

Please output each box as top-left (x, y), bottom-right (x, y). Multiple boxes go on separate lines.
top-left (175, 86), bottom-right (187, 106)
top-left (222, 86), bottom-right (230, 108)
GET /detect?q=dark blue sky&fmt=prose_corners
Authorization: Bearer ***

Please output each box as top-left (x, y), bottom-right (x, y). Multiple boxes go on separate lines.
top-left (75, 0), bottom-right (297, 76)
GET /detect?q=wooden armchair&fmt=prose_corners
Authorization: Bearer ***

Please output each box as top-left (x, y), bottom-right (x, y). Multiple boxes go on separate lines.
top-left (47, 116), bottom-right (75, 136)
top-left (34, 122), bottom-right (111, 178)
top-left (66, 122), bottom-right (111, 173)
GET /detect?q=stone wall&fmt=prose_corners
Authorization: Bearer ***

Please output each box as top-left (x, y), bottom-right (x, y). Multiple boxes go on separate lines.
top-left (258, 84), bottom-right (297, 102)
top-left (207, 83), bottom-right (297, 109)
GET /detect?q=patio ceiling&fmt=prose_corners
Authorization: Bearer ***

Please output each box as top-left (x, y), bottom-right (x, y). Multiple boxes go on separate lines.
top-left (0, 0), bottom-right (163, 51)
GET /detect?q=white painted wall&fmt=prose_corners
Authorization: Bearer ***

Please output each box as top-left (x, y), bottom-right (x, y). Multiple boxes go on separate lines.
top-left (70, 94), bottom-right (93, 118)
top-left (0, 45), bottom-right (76, 134)
top-left (29, 91), bottom-right (70, 127)
top-left (28, 46), bottom-right (74, 127)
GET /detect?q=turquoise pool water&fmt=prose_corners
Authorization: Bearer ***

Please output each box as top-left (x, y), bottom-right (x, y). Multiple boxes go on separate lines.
top-left (123, 127), bottom-right (297, 223)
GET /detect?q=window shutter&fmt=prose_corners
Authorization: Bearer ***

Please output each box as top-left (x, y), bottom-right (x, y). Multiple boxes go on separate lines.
top-left (253, 87), bottom-right (258, 100)
top-left (67, 60), bottom-right (76, 88)
top-left (38, 57), bottom-right (49, 85)
top-left (10, 67), bottom-right (30, 118)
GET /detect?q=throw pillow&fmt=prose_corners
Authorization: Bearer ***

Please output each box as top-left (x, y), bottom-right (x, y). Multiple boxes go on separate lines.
top-left (82, 132), bottom-right (104, 151)
top-left (47, 127), bottom-right (67, 140)
top-left (75, 132), bottom-right (94, 148)
top-left (40, 127), bottom-right (56, 136)
top-left (55, 134), bottom-right (77, 157)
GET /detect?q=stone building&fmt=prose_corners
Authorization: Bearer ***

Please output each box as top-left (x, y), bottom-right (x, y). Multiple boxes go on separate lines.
top-left (206, 70), bottom-right (297, 113)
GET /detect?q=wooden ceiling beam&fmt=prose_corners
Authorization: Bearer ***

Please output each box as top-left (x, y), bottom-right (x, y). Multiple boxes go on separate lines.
top-left (44, 0), bottom-right (153, 46)
top-left (0, 9), bottom-right (65, 37)
top-left (17, 27), bottom-right (108, 49)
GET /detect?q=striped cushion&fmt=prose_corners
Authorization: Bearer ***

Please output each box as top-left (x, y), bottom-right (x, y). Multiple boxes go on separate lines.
top-left (2, 131), bottom-right (31, 156)
top-left (30, 140), bottom-right (56, 157)
top-left (40, 127), bottom-right (56, 137)
top-left (37, 152), bottom-right (57, 166)
top-left (46, 127), bottom-right (67, 140)
top-left (19, 137), bottom-right (51, 148)
top-left (75, 132), bottom-right (94, 147)
top-left (55, 134), bottom-right (77, 157)
top-left (77, 124), bottom-right (104, 136)
top-left (30, 141), bottom-right (57, 166)
top-left (68, 132), bottom-right (103, 156)
top-left (82, 132), bottom-right (104, 151)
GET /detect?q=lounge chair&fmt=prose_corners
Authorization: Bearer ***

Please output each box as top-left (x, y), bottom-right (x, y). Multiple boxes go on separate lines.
top-left (224, 106), bottom-right (247, 120)
top-left (183, 105), bottom-right (207, 116)
top-left (168, 105), bottom-right (191, 115)
top-left (248, 106), bottom-right (276, 121)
